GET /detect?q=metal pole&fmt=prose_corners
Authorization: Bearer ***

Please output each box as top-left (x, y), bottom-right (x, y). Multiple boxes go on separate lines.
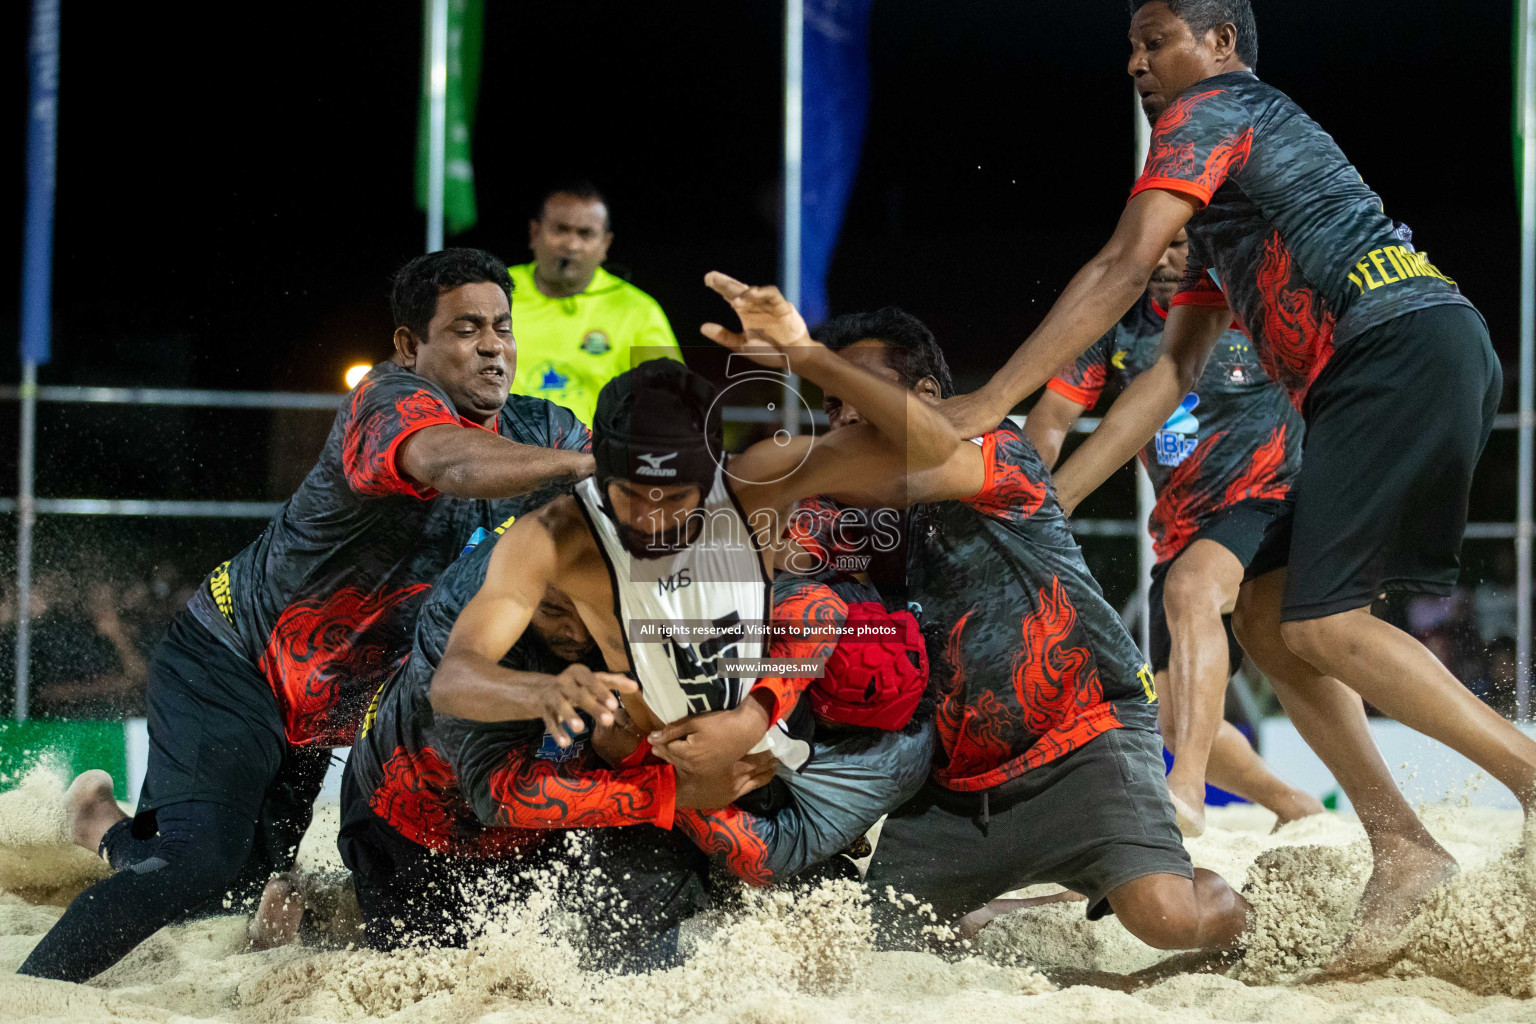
top-left (18, 0), bottom-right (60, 720)
top-left (16, 365), bottom-right (36, 720)
top-left (1517, 0), bottom-right (1535, 721)
top-left (426, 0), bottom-right (449, 253)
top-left (780, 0), bottom-right (804, 436)
top-left (1133, 88), bottom-right (1155, 657)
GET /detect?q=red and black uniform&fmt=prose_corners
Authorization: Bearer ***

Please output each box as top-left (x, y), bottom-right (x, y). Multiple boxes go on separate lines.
top-left (17, 364), bottom-right (589, 985)
top-left (1050, 293), bottom-right (1301, 671)
top-left (863, 422), bottom-right (1189, 944)
top-left (1134, 71), bottom-right (1499, 620)
top-left (340, 532), bottom-right (707, 958)
top-left (674, 572), bottom-right (934, 887)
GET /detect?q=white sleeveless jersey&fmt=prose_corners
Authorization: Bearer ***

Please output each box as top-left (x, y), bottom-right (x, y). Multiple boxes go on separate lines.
top-left (574, 471), bottom-right (805, 763)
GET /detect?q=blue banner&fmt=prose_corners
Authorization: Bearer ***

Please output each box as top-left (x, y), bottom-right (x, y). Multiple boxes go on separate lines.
top-left (800, 0), bottom-right (873, 328)
top-left (23, 0), bottom-right (61, 367)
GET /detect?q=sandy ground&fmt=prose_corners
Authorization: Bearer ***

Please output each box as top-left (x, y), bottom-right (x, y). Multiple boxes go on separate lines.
top-left (2, 763), bottom-right (1535, 1024)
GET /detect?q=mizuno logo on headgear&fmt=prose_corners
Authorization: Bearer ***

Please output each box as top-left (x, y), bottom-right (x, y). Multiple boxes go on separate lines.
top-left (636, 452), bottom-right (679, 477)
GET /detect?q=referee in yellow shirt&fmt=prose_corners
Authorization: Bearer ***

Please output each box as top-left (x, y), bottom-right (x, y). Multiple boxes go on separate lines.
top-left (508, 181), bottom-right (682, 424)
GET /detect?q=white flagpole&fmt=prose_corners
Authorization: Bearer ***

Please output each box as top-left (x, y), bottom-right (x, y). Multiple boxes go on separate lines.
top-left (1134, 89), bottom-right (1155, 658)
top-left (1517, 0), bottom-right (1534, 721)
top-left (780, 0), bottom-right (804, 436)
top-left (426, 0), bottom-right (448, 253)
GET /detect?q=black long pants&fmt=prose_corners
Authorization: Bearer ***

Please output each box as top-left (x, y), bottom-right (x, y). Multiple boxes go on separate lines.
top-left (18, 612), bottom-right (329, 983)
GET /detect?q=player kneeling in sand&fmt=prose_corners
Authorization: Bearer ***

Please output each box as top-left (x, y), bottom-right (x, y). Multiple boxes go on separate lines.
top-left (342, 273), bottom-right (961, 961)
top-left (810, 308), bottom-right (1249, 952)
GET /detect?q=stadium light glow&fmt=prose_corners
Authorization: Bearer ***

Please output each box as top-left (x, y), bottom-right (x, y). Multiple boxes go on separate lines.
top-left (345, 363), bottom-right (371, 389)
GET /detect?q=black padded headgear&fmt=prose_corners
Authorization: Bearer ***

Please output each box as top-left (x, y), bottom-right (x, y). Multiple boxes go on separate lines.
top-left (592, 359), bottom-right (722, 496)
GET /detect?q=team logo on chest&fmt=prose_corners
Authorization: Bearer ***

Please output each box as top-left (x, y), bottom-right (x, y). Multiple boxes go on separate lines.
top-left (581, 330), bottom-right (611, 355)
top-left (1215, 341), bottom-right (1256, 386)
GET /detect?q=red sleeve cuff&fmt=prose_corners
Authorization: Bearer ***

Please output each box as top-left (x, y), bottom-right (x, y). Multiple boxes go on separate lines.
top-left (650, 764), bottom-right (677, 831)
top-left (378, 418), bottom-right (458, 499)
top-left (1046, 377), bottom-right (1098, 407)
top-left (1129, 176), bottom-right (1213, 207)
top-left (959, 432), bottom-right (999, 506)
top-left (1170, 290), bottom-right (1231, 309)
top-left (615, 735), bottom-right (653, 769)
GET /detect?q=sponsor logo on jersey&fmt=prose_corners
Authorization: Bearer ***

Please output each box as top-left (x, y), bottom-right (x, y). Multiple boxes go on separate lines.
top-left (1154, 393), bottom-right (1201, 467)
top-left (538, 365), bottom-right (570, 391)
top-left (580, 329), bottom-right (612, 355)
top-left (636, 451), bottom-right (679, 477)
top-left (537, 726), bottom-right (588, 762)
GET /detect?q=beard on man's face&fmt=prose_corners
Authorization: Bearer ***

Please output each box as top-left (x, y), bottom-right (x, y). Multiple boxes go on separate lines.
top-left (613, 518), bottom-right (701, 558)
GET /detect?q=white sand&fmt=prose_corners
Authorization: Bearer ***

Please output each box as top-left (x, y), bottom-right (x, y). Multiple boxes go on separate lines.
top-left (2, 765), bottom-right (1535, 1024)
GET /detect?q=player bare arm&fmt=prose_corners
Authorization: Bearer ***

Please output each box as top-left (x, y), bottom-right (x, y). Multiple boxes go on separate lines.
top-left (944, 189), bottom-right (1199, 438)
top-left (431, 500), bottom-right (636, 742)
top-left (1024, 388), bottom-right (1091, 470)
top-left (698, 272), bottom-right (963, 513)
top-left (1051, 302), bottom-right (1232, 514)
top-left (395, 424), bottom-right (594, 500)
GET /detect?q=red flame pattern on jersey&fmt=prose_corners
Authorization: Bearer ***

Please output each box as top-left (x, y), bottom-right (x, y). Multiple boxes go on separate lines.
top-left (484, 746), bottom-right (668, 829)
top-left (259, 584), bottom-right (430, 746)
top-left (1254, 232), bottom-right (1337, 407)
top-left (1009, 576), bottom-right (1104, 736)
top-left (674, 807), bottom-right (773, 886)
top-left (1140, 90), bottom-right (1253, 200)
top-left (931, 597), bottom-right (1120, 791)
top-left (369, 745), bottom-right (539, 858)
top-left (1222, 425), bottom-right (1292, 506)
top-left (963, 432), bottom-right (1048, 524)
top-left (342, 385), bottom-right (458, 497)
top-left (1148, 433), bottom-right (1221, 563)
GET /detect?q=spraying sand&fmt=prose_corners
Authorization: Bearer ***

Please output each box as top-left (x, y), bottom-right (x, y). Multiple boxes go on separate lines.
top-left (2, 763), bottom-right (1535, 1024)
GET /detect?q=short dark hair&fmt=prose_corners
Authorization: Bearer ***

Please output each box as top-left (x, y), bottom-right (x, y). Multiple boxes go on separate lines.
top-left (1130, 0), bottom-right (1258, 70)
top-left (815, 307), bottom-right (957, 399)
top-left (390, 247), bottom-right (511, 340)
top-left (535, 179), bottom-right (611, 231)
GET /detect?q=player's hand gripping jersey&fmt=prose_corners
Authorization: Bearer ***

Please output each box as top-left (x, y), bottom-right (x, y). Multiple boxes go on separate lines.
top-left (910, 422), bottom-right (1156, 791)
top-left (1049, 294), bottom-right (1302, 561)
top-left (187, 362), bottom-right (590, 747)
top-left (1133, 71), bottom-right (1474, 408)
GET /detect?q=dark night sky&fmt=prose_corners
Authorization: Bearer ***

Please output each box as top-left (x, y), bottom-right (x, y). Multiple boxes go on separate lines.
top-left (0, 0), bottom-right (1522, 585)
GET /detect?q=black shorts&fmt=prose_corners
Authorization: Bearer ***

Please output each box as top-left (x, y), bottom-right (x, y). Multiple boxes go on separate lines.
top-left (1246, 304), bottom-right (1501, 621)
top-left (864, 727), bottom-right (1191, 947)
top-left (1147, 498), bottom-right (1283, 674)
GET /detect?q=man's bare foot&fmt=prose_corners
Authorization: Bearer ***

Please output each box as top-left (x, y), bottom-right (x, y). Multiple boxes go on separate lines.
top-left (248, 874), bottom-right (305, 951)
top-left (64, 769), bottom-right (127, 853)
top-left (1269, 789), bottom-right (1326, 832)
top-left (1321, 832), bottom-right (1457, 976)
top-left (1167, 784), bottom-right (1206, 838)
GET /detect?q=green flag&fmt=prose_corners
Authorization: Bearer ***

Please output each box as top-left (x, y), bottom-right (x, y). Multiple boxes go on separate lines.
top-left (416, 0), bottom-right (483, 237)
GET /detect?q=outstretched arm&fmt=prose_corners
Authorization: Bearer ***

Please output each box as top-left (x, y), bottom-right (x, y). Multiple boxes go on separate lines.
top-left (696, 273), bottom-right (962, 508)
top-left (945, 190), bottom-right (1198, 437)
top-left (430, 505), bottom-right (635, 741)
top-left (1051, 303), bottom-right (1232, 514)
top-left (396, 425), bottom-right (593, 500)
